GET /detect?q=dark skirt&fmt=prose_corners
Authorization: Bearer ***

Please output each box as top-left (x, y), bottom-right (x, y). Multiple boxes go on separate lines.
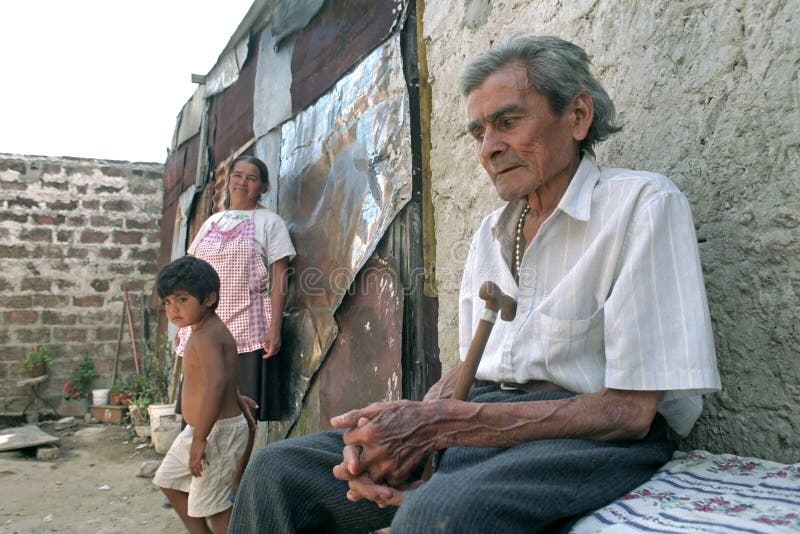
top-left (175, 349), bottom-right (282, 421)
top-left (238, 349), bottom-right (282, 421)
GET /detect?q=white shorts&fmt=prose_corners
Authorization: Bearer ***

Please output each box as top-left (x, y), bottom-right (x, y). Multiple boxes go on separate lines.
top-left (153, 414), bottom-right (248, 518)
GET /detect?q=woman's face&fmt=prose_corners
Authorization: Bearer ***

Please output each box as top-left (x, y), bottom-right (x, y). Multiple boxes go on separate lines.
top-left (228, 161), bottom-right (266, 209)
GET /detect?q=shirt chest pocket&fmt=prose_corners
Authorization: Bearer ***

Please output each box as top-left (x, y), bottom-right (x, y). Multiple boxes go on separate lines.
top-left (520, 307), bottom-right (605, 386)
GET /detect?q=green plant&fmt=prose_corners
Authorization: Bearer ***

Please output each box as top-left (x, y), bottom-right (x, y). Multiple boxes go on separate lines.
top-left (124, 335), bottom-right (174, 425)
top-left (21, 345), bottom-right (54, 377)
top-left (62, 356), bottom-right (99, 400)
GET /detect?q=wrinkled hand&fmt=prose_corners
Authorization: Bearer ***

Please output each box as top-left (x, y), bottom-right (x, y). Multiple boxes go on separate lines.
top-left (238, 394), bottom-right (258, 431)
top-left (263, 329), bottom-right (281, 358)
top-left (345, 475), bottom-right (425, 508)
top-left (189, 438), bottom-right (206, 477)
top-left (330, 400), bottom-right (439, 487)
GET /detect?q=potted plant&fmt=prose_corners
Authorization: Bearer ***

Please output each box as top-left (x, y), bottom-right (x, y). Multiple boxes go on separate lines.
top-left (59, 357), bottom-right (99, 417)
top-left (20, 345), bottom-right (54, 377)
top-left (109, 379), bottom-right (132, 406)
top-left (126, 374), bottom-right (154, 436)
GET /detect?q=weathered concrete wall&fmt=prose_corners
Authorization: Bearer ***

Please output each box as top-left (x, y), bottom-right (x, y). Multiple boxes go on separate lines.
top-left (422, 0), bottom-right (800, 462)
top-left (0, 154), bottom-right (163, 412)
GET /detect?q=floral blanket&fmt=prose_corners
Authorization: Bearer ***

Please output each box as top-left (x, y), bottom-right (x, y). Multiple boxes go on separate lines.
top-left (571, 450), bottom-right (800, 533)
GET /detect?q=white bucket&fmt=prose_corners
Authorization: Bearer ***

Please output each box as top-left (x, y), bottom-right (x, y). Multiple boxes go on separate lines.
top-left (92, 389), bottom-right (109, 406)
top-left (148, 403), bottom-right (182, 454)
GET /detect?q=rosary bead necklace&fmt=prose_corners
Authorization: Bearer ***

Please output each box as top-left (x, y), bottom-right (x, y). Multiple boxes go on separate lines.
top-left (514, 204), bottom-right (531, 282)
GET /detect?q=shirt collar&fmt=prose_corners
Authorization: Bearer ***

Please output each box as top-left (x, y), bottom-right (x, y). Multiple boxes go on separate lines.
top-left (557, 153), bottom-right (599, 222)
top-left (492, 152), bottom-right (600, 242)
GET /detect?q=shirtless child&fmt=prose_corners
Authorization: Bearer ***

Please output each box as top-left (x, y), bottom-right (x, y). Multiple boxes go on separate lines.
top-left (153, 256), bottom-right (254, 534)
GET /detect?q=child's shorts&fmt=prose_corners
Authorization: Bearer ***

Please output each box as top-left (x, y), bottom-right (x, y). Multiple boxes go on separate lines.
top-left (153, 414), bottom-right (248, 518)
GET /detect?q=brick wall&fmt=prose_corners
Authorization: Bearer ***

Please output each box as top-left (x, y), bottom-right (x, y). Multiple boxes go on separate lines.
top-left (0, 153), bottom-right (163, 412)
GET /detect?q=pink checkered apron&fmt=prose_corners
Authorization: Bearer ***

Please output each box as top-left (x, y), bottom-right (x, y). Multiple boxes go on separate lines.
top-left (176, 214), bottom-right (272, 355)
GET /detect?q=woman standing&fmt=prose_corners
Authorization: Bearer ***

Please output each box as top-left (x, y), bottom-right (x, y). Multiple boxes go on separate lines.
top-left (177, 155), bottom-right (295, 421)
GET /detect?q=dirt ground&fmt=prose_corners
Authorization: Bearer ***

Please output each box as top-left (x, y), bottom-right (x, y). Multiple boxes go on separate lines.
top-left (0, 419), bottom-right (182, 533)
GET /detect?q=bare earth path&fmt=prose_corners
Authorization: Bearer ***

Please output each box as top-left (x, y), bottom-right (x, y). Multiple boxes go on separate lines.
top-left (0, 421), bottom-right (182, 533)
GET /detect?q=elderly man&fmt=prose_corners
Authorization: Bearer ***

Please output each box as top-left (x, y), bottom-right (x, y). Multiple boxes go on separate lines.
top-left (230, 35), bottom-right (721, 533)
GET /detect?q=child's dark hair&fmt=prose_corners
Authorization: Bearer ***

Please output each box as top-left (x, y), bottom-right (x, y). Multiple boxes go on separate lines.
top-left (231, 154), bottom-right (270, 191)
top-left (157, 256), bottom-right (220, 310)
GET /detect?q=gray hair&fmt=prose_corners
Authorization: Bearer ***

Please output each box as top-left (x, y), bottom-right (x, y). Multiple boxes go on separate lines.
top-left (459, 35), bottom-right (621, 154)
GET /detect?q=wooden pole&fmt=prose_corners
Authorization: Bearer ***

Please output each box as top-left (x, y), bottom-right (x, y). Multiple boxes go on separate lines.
top-left (123, 287), bottom-right (140, 374)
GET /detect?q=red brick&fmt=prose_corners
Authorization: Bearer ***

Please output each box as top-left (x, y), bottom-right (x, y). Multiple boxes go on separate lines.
top-left (114, 231), bottom-right (143, 245)
top-left (73, 295), bottom-right (104, 307)
top-left (0, 346), bottom-right (25, 361)
top-left (125, 218), bottom-right (158, 230)
top-left (76, 184), bottom-right (87, 194)
top-left (0, 278), bottom-right (13, 291)
top-left (137, 263), bottom-right (158, 275)
top-left (42, 164), bottom-right (64, 175)
top-left (94, 327), bottom-right (120, 341)
top-left (0, 180), bottom-right (26, 191)
top-left (130, 249), bottom-right (158, 262)
top-left (43, 180), bottom-right (69, 191)
top-left (0, 160), bottom-right (26, 173)
top-left (21, 278), bottom-right (52, 291)
top-left (0, 295), bottom-right (33, 308)
top-left (4, 310), bottom-right (39, 324)
top-left (66, 216), bottom-right (86, 226)
top-left (8, 198), bottom-right (38, 209)
top-left (103, 199), bottom-right (133, 212)
top-left (20, 228), bottom-right (52, 242)
top-left (82, 200), bottom-right (100, 210)
top-left (47, 200), bottom-right (79, 211)
top-left (65, 248), bottom-right (89, 259)
top-left (90, 279), bottom-right (110, 292)
top-left (56, 230), bottom-right (73, 242)
top-left (55, 279), bottom-right (75, 290)
top-left (98, 248), bottom-right (122, 259)
top-left (95, 185), bottom-right (123, 194)
top-left (0, 245), bottom-right (28, 259)
top-left (34, 295), bottom-right (69, 307)
top-left (99, 166), bottom-right (126, 177)
top-left (0, 212), bottom-right (28, 223)
top-left (123, 280), bottom-right (147, 292)
top-left (90, 215), bottom-right (122, 227)
top-left (52, 328), bottom-right (87, 342)
top-left (129, 182), bottom-right (159, 195)
top-left (42, 311), bottom-right (78, 325)
top-left (80, 230), bottom-right (108, 243)
top-left (32, 213), bottom-right (66, 225)
top-left (15, 328), bottom-right (51, 343)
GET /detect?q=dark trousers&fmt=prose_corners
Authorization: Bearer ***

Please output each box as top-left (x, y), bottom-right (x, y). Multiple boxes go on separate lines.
top-left (229, 387), bottom-right (674, 533)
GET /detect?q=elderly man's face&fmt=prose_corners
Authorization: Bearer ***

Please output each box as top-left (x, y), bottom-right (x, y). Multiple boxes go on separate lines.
top-left (466, 63), bottom-right (584, 202)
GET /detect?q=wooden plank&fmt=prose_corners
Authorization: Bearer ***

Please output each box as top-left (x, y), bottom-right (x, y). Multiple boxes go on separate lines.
top-left (0, 425), bottom-right (59, 452)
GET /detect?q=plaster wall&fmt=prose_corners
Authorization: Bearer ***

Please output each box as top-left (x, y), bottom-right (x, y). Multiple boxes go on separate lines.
top-left (422, 0), bottom-right (800, 462)
top-left (0, 154), bottom-right (163, 412)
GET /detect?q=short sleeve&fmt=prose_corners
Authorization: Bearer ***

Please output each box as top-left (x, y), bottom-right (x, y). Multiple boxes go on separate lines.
top-left (259, 211), bottom-right (296, 266)
top-left (603, 190), bottom-right (720, 395)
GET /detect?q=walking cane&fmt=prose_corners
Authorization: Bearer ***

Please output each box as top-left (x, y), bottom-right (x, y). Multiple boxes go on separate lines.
top-left (420, 280), bottom-right (517, 480)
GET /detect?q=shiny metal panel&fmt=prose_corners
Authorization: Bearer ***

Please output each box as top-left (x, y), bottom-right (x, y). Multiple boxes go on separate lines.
top-left (275, 36), bottom-right (412, 433)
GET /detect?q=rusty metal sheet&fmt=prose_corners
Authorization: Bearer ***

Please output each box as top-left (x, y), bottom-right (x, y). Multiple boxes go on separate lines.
top-left (273, 36), bottom-right (411, 435)
top-left (270, 0), bottom-right (325, 49)
top-left (290, 258), bottom-right (403, 436)
top-left (290, 0), bottom-right (408, 115)
top-left (162, 134), bottom-right (199, 210)
top-left (207, 37), bottom-right (257, 170)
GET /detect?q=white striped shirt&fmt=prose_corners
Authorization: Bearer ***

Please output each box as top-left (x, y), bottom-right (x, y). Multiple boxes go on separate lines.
top-left (459, 155), bottom-right (721, 436)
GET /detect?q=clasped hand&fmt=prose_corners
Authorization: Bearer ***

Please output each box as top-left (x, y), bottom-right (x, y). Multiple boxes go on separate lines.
top-left (330, 400), bottom-right (437, 508)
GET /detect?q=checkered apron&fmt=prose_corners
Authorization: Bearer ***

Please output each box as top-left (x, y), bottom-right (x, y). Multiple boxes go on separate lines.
top-left (176, 214), bottom-right (272, 355)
